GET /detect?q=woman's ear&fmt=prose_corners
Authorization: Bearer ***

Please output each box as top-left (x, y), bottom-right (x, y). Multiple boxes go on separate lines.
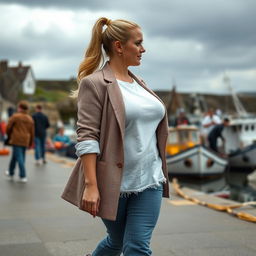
top-left (113, 41), bottom-right (123, 56)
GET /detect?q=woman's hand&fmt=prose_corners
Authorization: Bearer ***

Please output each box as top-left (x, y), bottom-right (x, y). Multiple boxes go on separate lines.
top-left (82, 184), bottom-right (100, 218)
top-left (80, 153), bottom-right (99, 217)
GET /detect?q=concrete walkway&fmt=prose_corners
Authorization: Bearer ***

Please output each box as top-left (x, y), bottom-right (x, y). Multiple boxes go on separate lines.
top-left (0, 150), bottom-right (255, 256)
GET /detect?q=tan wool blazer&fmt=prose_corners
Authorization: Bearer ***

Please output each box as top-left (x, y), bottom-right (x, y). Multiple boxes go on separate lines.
top-left (61, 63), bottom-right (170, 221)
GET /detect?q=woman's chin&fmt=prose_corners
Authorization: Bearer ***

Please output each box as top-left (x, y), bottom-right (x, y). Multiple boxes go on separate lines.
top-left (130, 61), bottom-right (141, 66)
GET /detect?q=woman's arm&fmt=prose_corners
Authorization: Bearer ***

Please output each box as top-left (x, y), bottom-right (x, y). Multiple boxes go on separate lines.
top-left (81, 153), bottom-right (100, 217)
top-left (76, 77), bottom-right (102, 143)
top-left (77, 77), bottom-right (103, 217)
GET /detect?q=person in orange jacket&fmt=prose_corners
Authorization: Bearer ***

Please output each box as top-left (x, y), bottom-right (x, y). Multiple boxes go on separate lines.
top-left (5, 101), bottom-right (34, 183)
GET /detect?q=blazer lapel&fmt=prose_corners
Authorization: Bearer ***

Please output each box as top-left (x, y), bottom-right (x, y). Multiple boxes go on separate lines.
top-left (102, 64), bottom-right (126, 141)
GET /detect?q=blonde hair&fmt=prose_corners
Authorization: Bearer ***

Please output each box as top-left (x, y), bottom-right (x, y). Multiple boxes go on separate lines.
top-left (72, 17), bottom-right (139, 97)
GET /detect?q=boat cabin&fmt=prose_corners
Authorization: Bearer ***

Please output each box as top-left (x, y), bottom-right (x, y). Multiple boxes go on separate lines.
top-left (166, 125), bottom-right (200, 155)
top-left (223, 118), bottom-right (256, 153)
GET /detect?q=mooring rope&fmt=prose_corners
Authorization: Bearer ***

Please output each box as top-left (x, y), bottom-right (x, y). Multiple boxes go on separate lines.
top-left (172, 178), bottom-right (256, 223)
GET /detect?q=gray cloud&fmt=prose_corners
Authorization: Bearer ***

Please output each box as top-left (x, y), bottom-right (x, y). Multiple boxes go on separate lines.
top-left (0, 0), bottom-right (111, 10)
top-left (1, 22), bottom-right (84, 60)
top-left (0, 0), bottom-right (256, 92)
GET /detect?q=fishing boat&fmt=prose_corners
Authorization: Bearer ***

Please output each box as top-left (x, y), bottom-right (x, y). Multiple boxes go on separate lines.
top-left (166, 126), bottom-right (228, 177)
top-left (222, 75), bottom-right (256, 172)
top-left (223, 119), bottom-right (256, 173)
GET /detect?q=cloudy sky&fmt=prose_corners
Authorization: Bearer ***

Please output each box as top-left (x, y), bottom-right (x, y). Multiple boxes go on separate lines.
top-left (1, 0), bottom-right (256, 93)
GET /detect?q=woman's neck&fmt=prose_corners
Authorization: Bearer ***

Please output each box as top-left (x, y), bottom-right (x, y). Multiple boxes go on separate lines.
top-left (108, 59), bottom-right (133, 83)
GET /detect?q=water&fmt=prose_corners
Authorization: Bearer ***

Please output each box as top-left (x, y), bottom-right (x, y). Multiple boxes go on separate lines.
top-left (170, 169), bottom-right (256, 202)
top-left (63, 145), bottom-right (256, 202)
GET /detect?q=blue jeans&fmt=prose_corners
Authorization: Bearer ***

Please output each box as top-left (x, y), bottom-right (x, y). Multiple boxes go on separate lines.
top-left (9, 145), bottom-right (26, 178)
top-left (92, 186), bottom-right (163, 256)
top-left (34, 136), bottom-right (46, 160)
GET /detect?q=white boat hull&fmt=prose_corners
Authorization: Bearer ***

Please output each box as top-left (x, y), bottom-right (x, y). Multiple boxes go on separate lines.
top-left (229, 144), bottom-right (256, 172)
top-left (167, 145), bottom-right (228, 177)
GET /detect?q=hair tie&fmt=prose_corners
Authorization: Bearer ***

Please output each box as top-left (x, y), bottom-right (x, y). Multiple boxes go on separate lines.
top-left (106, 19), bottom-right (112, 26)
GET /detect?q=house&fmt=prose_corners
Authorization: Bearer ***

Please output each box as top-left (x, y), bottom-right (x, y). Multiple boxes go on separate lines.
top-left (11, 61), bottom-right (36, 95)
top-left (0, 60), bottom-right (36, 103)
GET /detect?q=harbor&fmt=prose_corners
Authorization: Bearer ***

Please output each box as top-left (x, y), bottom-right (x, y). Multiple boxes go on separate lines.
top-left (165, 122), bottom-right (256, 203)
top-left (1, 60), bottom-right (256, 255)
top-left (0, 151), bottom-right (256, 256)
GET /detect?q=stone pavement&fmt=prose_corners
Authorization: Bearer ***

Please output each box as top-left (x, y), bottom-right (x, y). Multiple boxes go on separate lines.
top-left (0, 150), bottom-right (256, 256)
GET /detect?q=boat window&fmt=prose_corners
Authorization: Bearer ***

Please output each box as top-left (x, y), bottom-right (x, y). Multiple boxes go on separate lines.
top-left (231, 126), bottom-right (236, 132)
top-left (251, 125), bottom-right (254, 131)
top-left (207, 158), bottom-right (214, 167)
top-left (191, 131), bottom-right (199, 143)
top-left (238, 125), bottom-right (242, 131)
top-left (184, 158), bottom-right (193, 167)
top-left (245, 125), bottom-right (249, 131)
top-left (168, 132), bottom-right (178, 144)
top-left (179, 131), bottom-right (189, 143)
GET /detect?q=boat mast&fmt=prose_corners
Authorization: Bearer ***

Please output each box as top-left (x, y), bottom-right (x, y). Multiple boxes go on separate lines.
top-left (166, 79), bottom-right (181, 116)
top-left (223, 74), bottom-right (248, 118)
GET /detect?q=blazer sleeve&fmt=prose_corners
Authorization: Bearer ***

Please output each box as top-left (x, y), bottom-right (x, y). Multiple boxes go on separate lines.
top-left (76, 77), bottom-right (102, 143)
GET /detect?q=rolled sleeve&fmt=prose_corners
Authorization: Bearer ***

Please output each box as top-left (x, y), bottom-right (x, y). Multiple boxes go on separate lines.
top-left (75, 140), bottom-right (100, 157)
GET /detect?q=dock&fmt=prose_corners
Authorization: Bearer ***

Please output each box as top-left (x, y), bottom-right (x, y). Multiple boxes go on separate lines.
top-left (1, 151), bottom-right (256, 256)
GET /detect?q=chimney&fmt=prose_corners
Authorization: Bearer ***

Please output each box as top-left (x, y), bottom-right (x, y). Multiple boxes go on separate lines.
top-left (18, 61), bottom-right (22, 67)
top-left (0, 60), bottom-right (8, 74)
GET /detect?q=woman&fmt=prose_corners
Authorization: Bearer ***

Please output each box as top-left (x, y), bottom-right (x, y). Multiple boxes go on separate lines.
top-left (62, 17), bottom-right (169, 256)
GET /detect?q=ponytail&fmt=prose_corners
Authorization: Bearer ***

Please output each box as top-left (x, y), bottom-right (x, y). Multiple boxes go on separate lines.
top-left (78, 17), bottom-right (108, 82)
top-left (71, 18), bottom-right (108, 97)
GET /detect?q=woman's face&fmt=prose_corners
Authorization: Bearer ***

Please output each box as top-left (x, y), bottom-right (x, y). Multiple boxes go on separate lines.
top-left (121, 27), bottom-right (146, 66)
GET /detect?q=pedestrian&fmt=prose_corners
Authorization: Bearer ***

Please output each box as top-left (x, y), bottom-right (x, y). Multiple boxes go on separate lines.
top-left (201, 108), bottom-right (221, 145)
top-left (61, 17), bottom-right (169, 256)
top-left (5, 101), bottom-right (34, 183)
top-left (53, 127), bottom-right (71, 156)
top-left (53, 127), bottom-right (70, 147)
top-left (208, 118), bottom-right (230, 153)
top-left (32, 104), bottom-right (50, 165)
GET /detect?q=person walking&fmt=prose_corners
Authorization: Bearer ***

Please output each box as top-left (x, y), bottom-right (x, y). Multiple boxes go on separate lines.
top-left (61, 17), bottom-right (169, 256)
top-left (208, 118), bottom-right (230, 153)
top-left (32, 104), bottom-right (50, 165)
top-left (5, 101), bottom-right (34, 183)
